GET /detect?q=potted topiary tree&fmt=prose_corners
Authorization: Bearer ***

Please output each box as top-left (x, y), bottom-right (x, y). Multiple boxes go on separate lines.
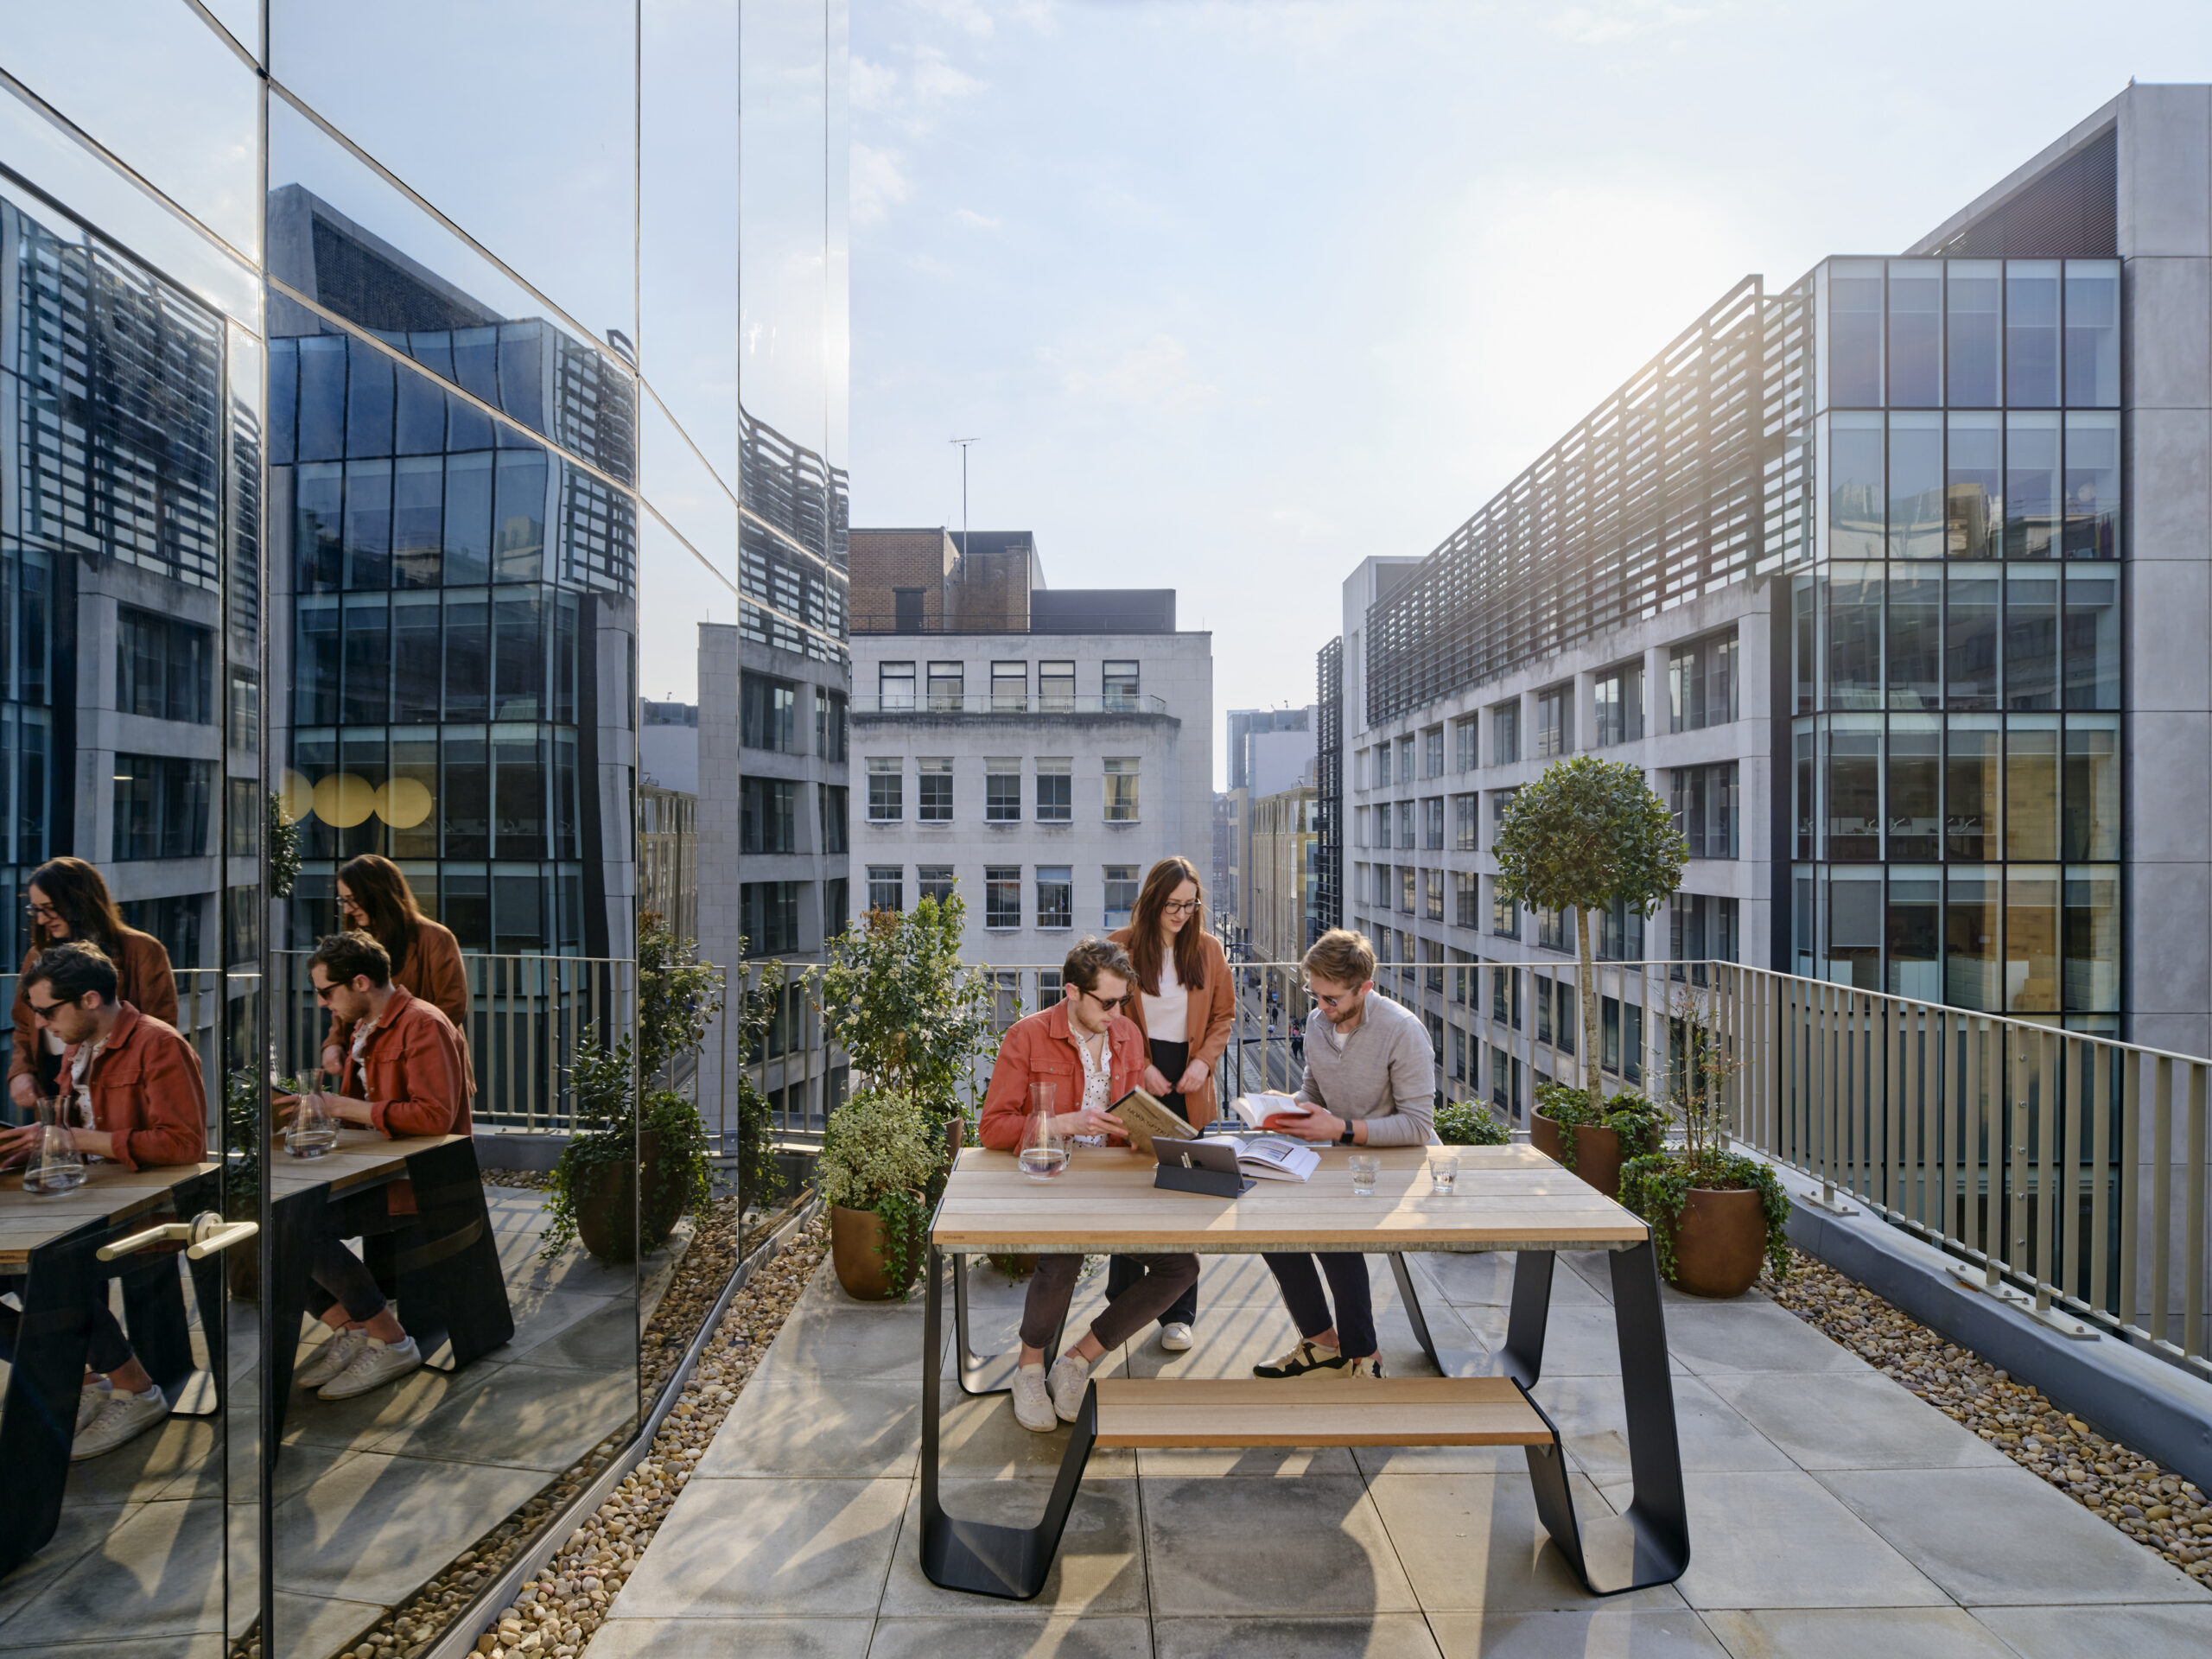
top-left (1493, 756), bottom-right (1685, 1192)
top-left (1617, 984), bottom-right (1792, 1296)
top-left (816, 1088), bottom-right (944, 1299)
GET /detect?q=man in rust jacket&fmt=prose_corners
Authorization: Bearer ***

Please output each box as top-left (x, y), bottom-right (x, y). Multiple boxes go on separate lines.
top-left (0, 941), bottom-right (207, 1459)
top-left (283, 931), bottom-right (471, 1402)
top-left (976, 937), bottom-right (1199, 1433)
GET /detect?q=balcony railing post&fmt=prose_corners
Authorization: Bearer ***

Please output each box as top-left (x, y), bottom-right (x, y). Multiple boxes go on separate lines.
top-left (2188, 1064), bottom-right (2208, 1362)
top-left (2153, 1056), bottom-right (2174, 1346)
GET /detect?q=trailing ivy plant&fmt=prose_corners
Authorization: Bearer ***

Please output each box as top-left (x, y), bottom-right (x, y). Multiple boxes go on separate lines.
top-left (1492, 757), bottom-right (1686, 1121)
top-left (816, 1088), bottom-right (943, 1298)
top-left (1530, 1079), bottom-right (1666, 1174)
top-left (1433, 1099), bottom-right (1512, 1147)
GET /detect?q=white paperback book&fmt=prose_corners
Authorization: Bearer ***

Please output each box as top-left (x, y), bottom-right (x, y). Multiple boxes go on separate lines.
top-left (1225, 1091), bottom-right (1313, 1130)
top-left (1230, 1133), bottom-right (1320, 1183)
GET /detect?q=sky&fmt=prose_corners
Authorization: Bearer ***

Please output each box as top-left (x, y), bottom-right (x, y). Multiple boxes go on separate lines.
top-left (847, 0), bottom-right (2212, 788)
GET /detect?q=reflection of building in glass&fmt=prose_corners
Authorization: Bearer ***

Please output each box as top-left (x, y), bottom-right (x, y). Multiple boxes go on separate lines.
top-left (1328, 93), bottom-right (2187, 1115)
top-left (0, 193), bottom-right (251, 979)
top-left (1249, 784), bottom-right (1321, 969)
top-left (266, 188), bottom-right (637, 957)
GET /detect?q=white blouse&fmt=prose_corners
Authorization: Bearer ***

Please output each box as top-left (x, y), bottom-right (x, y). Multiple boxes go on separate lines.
top-left (1143, 950), bottom-right (1191, 1044)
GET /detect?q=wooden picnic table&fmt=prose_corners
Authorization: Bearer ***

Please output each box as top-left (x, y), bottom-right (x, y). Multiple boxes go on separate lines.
top-left (920, 1141), bottom-right (1689, 1600)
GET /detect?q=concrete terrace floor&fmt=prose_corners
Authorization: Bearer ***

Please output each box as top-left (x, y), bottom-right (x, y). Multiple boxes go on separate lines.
top-left (594, 1247), bottom-right (2212, 1659)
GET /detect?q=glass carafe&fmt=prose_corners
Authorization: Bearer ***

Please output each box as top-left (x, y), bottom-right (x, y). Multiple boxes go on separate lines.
top-left (1018, 1082), bottom-right (1067, 1180)
top-left (27, 1096), bottom-right (86, 1193)
top-left (284, 1089), bottom-right (340, 1159)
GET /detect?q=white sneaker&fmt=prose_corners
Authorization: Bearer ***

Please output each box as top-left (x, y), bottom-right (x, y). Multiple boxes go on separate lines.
top-left (1046, 1352), bottom-right (1093, 1421)
top-left (73, 1384), bottom-right (168, 1460)
top-left (1159, 1322), bottom-right (1194, 1352)
top-left (318, 1335), bottom-right (422, 1401)
top-left (1345, 1354), bottom-right (1386, 1379)
top-left (77, 1378), bottom-right (111, 1433)
top-left (1011, 1364), bottom-right (1057, 1433)
top-left (294, 1327), bottom-right (369, 1390)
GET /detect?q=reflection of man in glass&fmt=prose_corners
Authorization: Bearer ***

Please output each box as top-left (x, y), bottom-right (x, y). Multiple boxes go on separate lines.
top-left (0, 943), bottom-right (207, 1459)
top-left (281, 931), bottom-right (470, 1400)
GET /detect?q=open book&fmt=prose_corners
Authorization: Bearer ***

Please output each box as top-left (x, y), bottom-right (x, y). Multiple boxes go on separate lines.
top-left (1225, 1091), bottom-right (1318, 1131)
top-left (1108, 1089), bottom-right (1198, 1157)
top-left (1232, 1133), bottom-right (1320, 1183)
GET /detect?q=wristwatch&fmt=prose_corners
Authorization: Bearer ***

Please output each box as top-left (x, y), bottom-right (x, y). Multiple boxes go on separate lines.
top-left (1338, 1121), bottom-right (1357, 1145)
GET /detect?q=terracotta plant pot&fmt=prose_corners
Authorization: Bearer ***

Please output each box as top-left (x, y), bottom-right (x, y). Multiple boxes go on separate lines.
top-left (574, 1131), bottom-right (679, 1265)
top-left (1661, 1185), bottom-right (1768, 1298)
top-left (1530, 1113), bottom-right (1625, 1201)
top-left (831, 1204), bottom-right (920, 1300)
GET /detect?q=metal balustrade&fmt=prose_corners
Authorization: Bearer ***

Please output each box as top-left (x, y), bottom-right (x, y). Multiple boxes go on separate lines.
top-left (851, 692), bottom-right (1172, 716)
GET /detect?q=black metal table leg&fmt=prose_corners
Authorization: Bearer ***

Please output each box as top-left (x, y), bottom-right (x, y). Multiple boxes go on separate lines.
top-left (1518, 1241), bottom-right (1690, 1594)
top-left (955, 1251), bottom-right (1065, 1397)
top-left (1388, 1253), bottom-right (1485, 1377)
top-left (919, 1245), bottom-right (1097, 1599)
top-left (0, 1221), bottom-right (102, 1577)
top-left (1498, 1248), bottom-right (1556, 1389)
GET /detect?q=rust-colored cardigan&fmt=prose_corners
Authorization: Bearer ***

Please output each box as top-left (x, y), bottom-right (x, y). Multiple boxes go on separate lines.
top-left (324, 918), bottom-right (468, 1057)
top-left (60, 1002), bottom-right (207, 1171)
top-left (976, 1001), bottom-right (1149, 1152)
top-left (1108, 925), bottom-right (1237, 1124)
top-left (11, 927), bottom-right (178, 1089)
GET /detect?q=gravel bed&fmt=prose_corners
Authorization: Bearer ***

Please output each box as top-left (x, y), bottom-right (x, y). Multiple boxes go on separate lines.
top-left (1765, 1247), bottom-right (2212, 1583)
top-left (480, 1169), bottom-right (555, 1192)
top-left (467, 1214), bottom-right (830, 1659)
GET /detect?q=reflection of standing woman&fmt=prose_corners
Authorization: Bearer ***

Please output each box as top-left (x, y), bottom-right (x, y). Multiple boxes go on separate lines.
top-left (319, 855), bottom-right (471, 1083)
top-left (1108, 855), bottom-right (1236, 1351)
top-left (9, 858), bottom-right (178, 1111)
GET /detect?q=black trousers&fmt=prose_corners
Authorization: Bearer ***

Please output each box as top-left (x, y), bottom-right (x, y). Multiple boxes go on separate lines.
top-left (1106, 1039), bottom-right (1200, 1329)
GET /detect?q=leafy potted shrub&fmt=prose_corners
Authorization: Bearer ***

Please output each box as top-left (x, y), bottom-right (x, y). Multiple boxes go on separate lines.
top-left (540, 924), bottom-right (721, 1265)
top-left (1493, 755), bottom-right (1685, 1185)
top-left (817, 1088), bottom-right (942, 1300)
top-left (222, 1068), bottom-right (265, 1301)
top-left (1433, 1099), bottom-right (1512, 1147)
top-left (1528, 1079), bottom-right (1665, 1199)
top-left (1617, 988), bottom-right (1792, 1296)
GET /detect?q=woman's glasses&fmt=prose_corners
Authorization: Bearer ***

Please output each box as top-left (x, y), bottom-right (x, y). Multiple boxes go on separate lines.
top-left (1162, 899), bottom-right (1202, 916)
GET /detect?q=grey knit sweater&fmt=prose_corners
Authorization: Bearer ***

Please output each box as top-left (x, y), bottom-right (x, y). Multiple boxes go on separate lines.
top-left (1293, 989), bottom-right (1439, 1147)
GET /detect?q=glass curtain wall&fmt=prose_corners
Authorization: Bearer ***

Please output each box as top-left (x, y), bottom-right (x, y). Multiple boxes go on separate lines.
top-left (0, 4), bottom-right (847, 1657)
top-left (1794, 257), bottom-right (2120, 1030)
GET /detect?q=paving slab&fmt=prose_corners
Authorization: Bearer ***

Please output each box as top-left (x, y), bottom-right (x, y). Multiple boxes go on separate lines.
top-left (1813, 1466), bottom-right (2212, 1605)
top-left (1701, 1371), bottom-right (2014, 1471)
top-left (868, 1615), bottom-right (1154, 1658)
top-left (269, 1451), bottom-right (549, 1605)
top-left (1153, 1613), bottom-right (1445, 1657)
top-left (1699, 1605), bottom-right (2022, 1658)
top-left (1141, 1473), bottom-right (1421, 1618)
top-left (613, 1477), bottom-right (908, 1620)
top-left (1656, 1303), bottom-right (1875, 1376)
top-left (1428, 1606), bottom-right (1732, 1657)
top-left (588, 1617), bottom-right (875, 1658)
top-left (936, 1389), bottom-right (1139, 1480)
top-left (1527, 1371), bottom-right (1796, 1482)
top-left (878, 1479), bottom-right (1146, 1618)
top-left (694, 1374), bottom-right (921, 1479)
top-left (1970, 1602), bottom-right (2212, 1658)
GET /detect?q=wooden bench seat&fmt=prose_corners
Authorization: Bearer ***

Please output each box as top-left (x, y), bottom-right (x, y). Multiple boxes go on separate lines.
top-left (1092, 1376), bottom-right (1554, 1449)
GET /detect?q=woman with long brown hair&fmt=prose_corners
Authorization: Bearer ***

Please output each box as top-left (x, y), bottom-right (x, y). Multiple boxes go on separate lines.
top-left (9, 857), bottom-right (178, 1109)
top-left (1107, 855), bottom-right (1236, 1350)
top-left (319, 855), bottom-right (469, 1080)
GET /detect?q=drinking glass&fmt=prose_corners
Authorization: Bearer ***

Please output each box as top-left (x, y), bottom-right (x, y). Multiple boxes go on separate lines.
top-left (1018, 1083), bottom-right (1066, 1181)
top-left (285, 1090), bottom-right (340, 1159)
top-left (1348, 1154), bottom-right (1381, 1196)
top-left (1428, 1152), bottom-right (1461, 1193)
top-left (26, 1096), bottom-right (86, 1193)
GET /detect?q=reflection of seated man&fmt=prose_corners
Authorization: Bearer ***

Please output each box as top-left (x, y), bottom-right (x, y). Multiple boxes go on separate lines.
top-left (0, 942), bottom-right (207, 1459)
top-left (976, 938), bottom-right (1200, 1433)
top-left (1252, 929), bottom-right (1437, 1382)
top-left (281, 931), bottom-right (470, 1401)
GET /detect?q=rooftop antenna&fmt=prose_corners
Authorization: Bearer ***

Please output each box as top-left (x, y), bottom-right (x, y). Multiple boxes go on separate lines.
top-left (949, 436), bottom-right (980, 563)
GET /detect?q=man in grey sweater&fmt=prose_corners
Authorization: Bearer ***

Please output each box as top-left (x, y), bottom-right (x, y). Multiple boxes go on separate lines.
top-left (1253, 928), bottom-right (1439, 1381)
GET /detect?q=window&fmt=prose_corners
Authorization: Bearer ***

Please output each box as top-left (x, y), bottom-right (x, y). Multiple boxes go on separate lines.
top-left (1424, 940), bottom-right (1443, 995)
top-left (1397, 800), bottom-right (1414, 849)
top-left (117, 608), bottom-right (213, 724)
top-left (986, 866), bottom-right (1021, 929)
top-left (1671, 763), bottom-right (1739, 859)
top-left (1452, 794), bottom-right (1478, 852)
top-left (112, 756), bottom-right (213, 861)
top-left (1454, 871), bottom-right (1479, 929)
top-left (986, 759), bottom-right (1021, 823)
top-left (741, 671), bottom-right (803, 750)
top-left (824, 878), bottom-right (849, 938)
top-left (1422, 797), bottom-right (1444, 850)
top-left (1425, 869), bottom-right (1444, 921)
top-left (741, 778), bottom-right (798, 855)
top-left (741, 881), bottom-right (801, 955)
top-left (1671, 893), bottom-right (1740, 963)
top-left (815, 688), bottom-right (849, 761)
top-left (820, 785), bottom-right (848, 855)
top-left (867, 757), bottom-right (902, 821)
top-left (1597, 897), bottom-right (1646, 961)
top-left (1535, 906), bottom-right (1567, 952)
top-left (224, 885), bottom-right (259, 964)
top-left (1669, 631), bottom-right (1738, 731)
top-left (1491, 964), bottom-right (1522, 1029)
top-left (1450, 947), bottom-right (1474, 1005)
top-left (1593, 663), bottom-right (1643, 746)
top-left (917, 866), bottom-right (957, 906)
top-left (122, 894), bottom-right (200, 974)
top-left (1490, 787), bottom-right (1517, 842)
top-left (1396, 734), bottom-right (1415, 780)
top-left (876, 660), bottom-right (916, 711)
top-left (1535, 683), bottom-right (1573, 758)
top-left (1454, 715), bottom-right (1478, 772)
top-left (1036, 866), bottom-right (1072, 929)
top-left (1375, 743), bottom-right (1392, 787)
top-left (1491, 702), bottom-right (1520, 765)
top-left (1423, 725), bottom-right (1445, 778)
top-left (1039, 659), bottom-right (1075, 709)
top-left (992, 660), bottom-right (1027, 710)
top-left (893, 587), bottom-right (926, 632)
top-left (1103, 864), bottom-right (1139, 927)
top-left (1354, 804), bottom-right (1370, 849)
top-left (918, 757), bottom-right (953, 822)
top-left (1399, 866), bottom-right (1416, 914)
top-left (1104, 757), bottom-right (1140, 821)
top-left (226, 776), bottom-right (262, 857)
top-left (1490, 878), bottom-right (1519, 939)
top-left (927, 661), bottom-right (963, 710)
top-left (1035, 757), bottom-right (1071, 822)
top-left (1103, 659), bottom-right (1140, 710)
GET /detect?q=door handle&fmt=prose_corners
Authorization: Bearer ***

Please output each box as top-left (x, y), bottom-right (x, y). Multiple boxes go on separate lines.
top-left (99, 1211), bottom-right (261, 1262)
